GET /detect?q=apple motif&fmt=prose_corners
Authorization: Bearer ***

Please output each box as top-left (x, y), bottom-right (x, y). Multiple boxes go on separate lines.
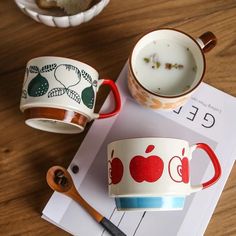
top-left (129, 145), bottom-right (164, 183)
top-left (168, 148), bottom-right (189, 184)
top-left (108, 149), bottom-right (123, 185)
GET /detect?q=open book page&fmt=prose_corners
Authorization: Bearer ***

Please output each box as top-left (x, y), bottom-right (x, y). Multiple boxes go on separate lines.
top-left (42, 64), bottom-right (236, 236)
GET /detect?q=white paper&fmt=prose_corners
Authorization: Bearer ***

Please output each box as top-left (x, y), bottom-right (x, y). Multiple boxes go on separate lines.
top-left (42, 63), bottom-right (236, 236)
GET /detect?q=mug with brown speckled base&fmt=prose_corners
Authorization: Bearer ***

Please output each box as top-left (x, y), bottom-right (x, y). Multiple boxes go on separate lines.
top-left (20, 56), bottom-right (121, 134)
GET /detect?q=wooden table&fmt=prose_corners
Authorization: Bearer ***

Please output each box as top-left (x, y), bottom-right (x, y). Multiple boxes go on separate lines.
top-left (1, 0), bottom-right (236, 235)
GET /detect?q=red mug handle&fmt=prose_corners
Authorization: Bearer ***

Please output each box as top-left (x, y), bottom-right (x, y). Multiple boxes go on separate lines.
top-left (190, 143), bottom-right (221, 192)
top-left (95, 78), bottom-right (121, 119)
top-left (196, 31), bottom-right (217, 53)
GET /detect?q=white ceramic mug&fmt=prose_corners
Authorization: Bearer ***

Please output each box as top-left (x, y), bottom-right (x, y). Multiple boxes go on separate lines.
top-left (128, 29), bottom-right (217, 110)
top-left (20, 56), bottom-right (121, 134)
top-left (108, 138), bottom-right (221, 211)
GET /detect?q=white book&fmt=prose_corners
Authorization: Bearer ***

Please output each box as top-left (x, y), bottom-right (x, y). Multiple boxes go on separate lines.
top-left (42, 63), bottom-right (236, 236)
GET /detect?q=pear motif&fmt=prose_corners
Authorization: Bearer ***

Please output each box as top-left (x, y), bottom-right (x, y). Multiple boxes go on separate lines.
top-left (82, 85), bottom-right (95, 109)
top-left (81, 69), bottom-right (97, 109)
top-left (47, 64), bottom-right (81, 104)
top-left (26, 64), bottom-right (56, 97)
top-left (28, 73), bottom-right (49, 97)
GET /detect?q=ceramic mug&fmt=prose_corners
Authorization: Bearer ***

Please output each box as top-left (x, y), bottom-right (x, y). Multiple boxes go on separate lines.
top-left (20, 56), bottom-right (121, 134)
top-left (108, 138), bottom-right (221, 211)
top-left (128, 29), bottom-right (217, 110)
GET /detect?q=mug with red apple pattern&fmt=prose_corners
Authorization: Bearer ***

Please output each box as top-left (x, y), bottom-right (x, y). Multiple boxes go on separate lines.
top-left (108, 138), bottom-right (221, 211)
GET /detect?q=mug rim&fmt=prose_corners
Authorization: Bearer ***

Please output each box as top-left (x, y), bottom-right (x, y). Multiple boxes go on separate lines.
top-left (27, 56), bottom-right (99, 76)
top-left (108, 137), bottom-right (189, 146)
top-left (129, 28), bottom-right (206, 98)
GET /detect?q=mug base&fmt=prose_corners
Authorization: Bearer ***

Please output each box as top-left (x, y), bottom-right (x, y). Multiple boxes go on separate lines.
top-left (115, 196), bottom-right (185, 211)
top-left (24, 107), bottom-right (88, 134)
top-left (25, 118), bottom-right (84, 134)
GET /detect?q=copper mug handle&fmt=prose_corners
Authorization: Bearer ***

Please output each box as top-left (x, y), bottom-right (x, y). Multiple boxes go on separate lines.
top-left (196, 31), bottom-right (217, 53)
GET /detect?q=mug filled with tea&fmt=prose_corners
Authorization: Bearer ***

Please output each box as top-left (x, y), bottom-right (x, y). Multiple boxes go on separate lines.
top-left (108, 138), bottom-right (221, 211)
top-left (20, 56), bottom-right (121, 134)
top-left (128, 29), bottom-right (217, 109)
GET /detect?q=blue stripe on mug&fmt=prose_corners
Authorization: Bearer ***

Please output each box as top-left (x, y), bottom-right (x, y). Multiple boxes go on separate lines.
top-left (115, 196), bottom-right (185, 210)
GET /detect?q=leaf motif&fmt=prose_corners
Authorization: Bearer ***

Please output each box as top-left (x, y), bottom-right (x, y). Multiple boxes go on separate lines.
top-left (29, 66), bottom-right (39, 73)
top-left (21, 90), bottom-right (27, 99)
top-left (23, 68), bottom-right (29, 86)
top-left (81, 70), bottom-right (92, 84)
top-left (64, 64), bottom-right (81, 77)
top-left (66, 89), bottom-right (81, 104)
top-left (26, 68), bottom-right (29, 78)
top-left (48, 87), bottom-right (66, 98)
top-left (145, 145), bottom-right (155, 153)
top-left (92, 80), bottom-right (98, 87)
top-left (40, 64), bottom-right (57, 73)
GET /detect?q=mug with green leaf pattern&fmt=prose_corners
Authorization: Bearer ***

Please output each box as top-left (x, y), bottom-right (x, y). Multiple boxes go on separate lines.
top-left (20, 56), bottom-right (121, 134)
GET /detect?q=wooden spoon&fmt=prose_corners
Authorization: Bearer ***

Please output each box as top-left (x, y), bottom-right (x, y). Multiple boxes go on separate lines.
top-left (46, 166), bottom-right (126, 236)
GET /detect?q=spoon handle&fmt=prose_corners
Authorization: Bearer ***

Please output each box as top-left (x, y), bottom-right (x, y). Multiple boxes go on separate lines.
top-left (69, 190), bottom-right (126, 235)
top-left (100, 217), bottom-right (127, 236)
top-left (68, 189), bottom-right (103, 222)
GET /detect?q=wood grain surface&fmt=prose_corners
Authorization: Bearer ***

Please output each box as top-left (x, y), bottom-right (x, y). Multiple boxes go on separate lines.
top-left (0, 0), bottom-right (236, 235)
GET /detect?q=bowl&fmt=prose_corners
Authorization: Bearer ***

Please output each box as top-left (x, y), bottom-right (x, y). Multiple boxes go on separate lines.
top-left (14, 0), bottom-right (110, 28)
